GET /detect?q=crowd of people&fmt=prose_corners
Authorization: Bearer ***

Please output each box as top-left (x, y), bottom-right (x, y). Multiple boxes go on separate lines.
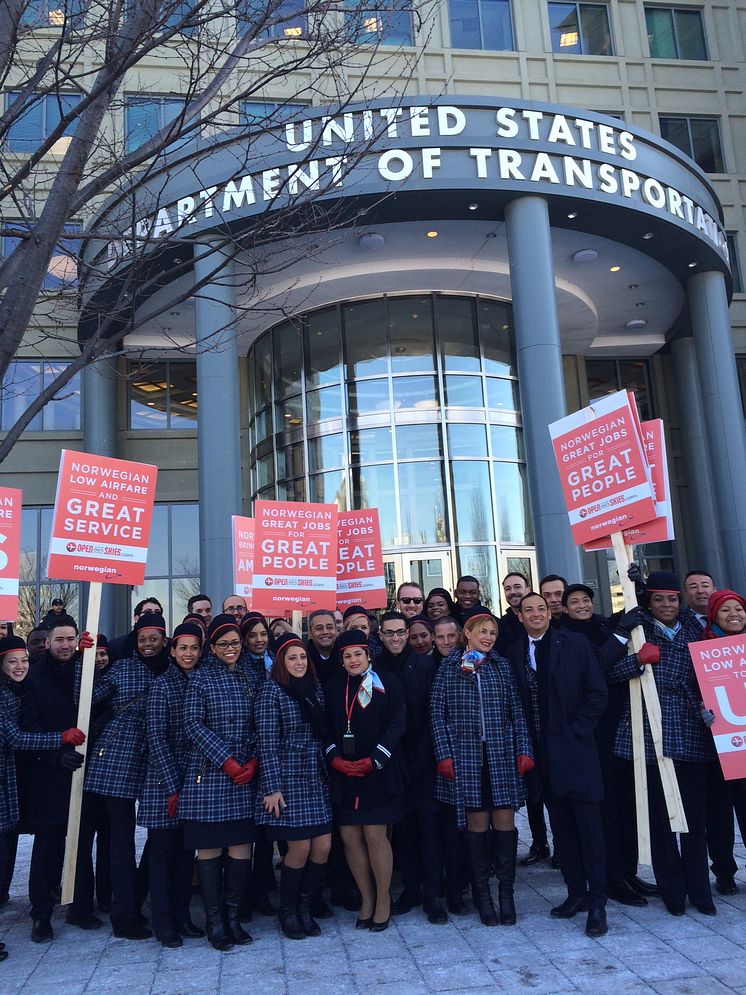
top-left (0, 569), bottom-right (744, 964)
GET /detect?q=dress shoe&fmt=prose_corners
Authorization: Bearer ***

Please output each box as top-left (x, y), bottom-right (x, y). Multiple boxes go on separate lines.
top-left (550, 895), bottom-right (587, 918)
top-left (607, 880), bottom-right (647, 907)
top-left (391, 890), bottom-right (421, 916)
top-left (585, 908), bottom-right (608, 938)
top-left (695, 902), bottom-right (717, 916)
top-left (664, 902), bottom-right (685, 917)
top-left (446, 895), bottom-right (469, 915)
top-left (715, 876), bottom-right (738, 896)
top-left (311, 893), bottom-right (333, 919)
top-left (423, 898), bottom-right (447, 924)
top-left (31, 919), bottom-right (53, 943)
top-left (111, 920), bottom-right (153, 940)
top-left (158, 933), bottom-right (183, 948)
top-left (521, 843), bottom-right (550, 867)
top-left (178, 919), bottom-right (205, 938)
top-left (626, 875), bottom-right (658, 897)
top-left (355, 916), bottom-right (373, 929)
top-left (331, 888), bottom-right (362, 912)
top-left (65, 911), bottom-right (103, 930)
top-left (369, 916), bottom-right (390, 932)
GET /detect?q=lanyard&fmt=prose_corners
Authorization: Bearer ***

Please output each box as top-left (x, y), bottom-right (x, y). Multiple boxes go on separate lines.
top-left (344, 674), bottom-right (360, 732)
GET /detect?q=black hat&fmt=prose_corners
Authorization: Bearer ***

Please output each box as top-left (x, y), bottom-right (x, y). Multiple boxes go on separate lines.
top-left (172, 622), bottom-right (204, 644)
top-left (96, 634), bottom-right (109, 648)
top-left (51, 598), bottom-right (64, 606)
top-left (0, 635), bottom-right (26, 656)
top-left (134, 611), bottom-right (167, 634)
top-left (462, 605), bottom-right (496, 625)
top-left (342, 605), bottom-right (369, 622)
top-left (645, 571), bottom-right (680, 594)
top-left (182, 612), bottom-right (208, 632)
top-left (406, 613), bottom-right (434, 632)
top-left (240, 611), bottom-right (268, 636)
top-left (273, 631), bottom-right (305, 658)
top-left (207, 614), bottom-right (241, 645)
top-left (337, 629), bottom-right (370, 652)
top-left (562, 583), bottom-right (595, 606)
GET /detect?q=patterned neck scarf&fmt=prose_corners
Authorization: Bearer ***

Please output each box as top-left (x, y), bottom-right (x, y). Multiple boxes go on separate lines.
top-left (653, 618), bottom-right (682, 642)
top-left (356, 665), bottom-right (385, 709)
top-left (461, 649), bottom-right (486, 674)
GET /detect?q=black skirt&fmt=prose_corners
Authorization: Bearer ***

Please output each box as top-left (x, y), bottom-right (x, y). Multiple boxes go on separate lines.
top-left (266, 821), bottom-right (333, 842)
top-left (181, 818), bottom-right (256, 849)
top-left (465, 744), bottom-right (494, 812)
top-left (335, 800), bottom-right (404, 827)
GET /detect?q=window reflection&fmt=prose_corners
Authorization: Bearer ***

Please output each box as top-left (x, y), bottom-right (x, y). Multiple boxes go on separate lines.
top-left (398, 462), bottom-right (448, 545)
top-left (452, 462), bottom-right (495, 541)
top-left (493, 462), bottom-right (533, 544)
top-left (389, 296), bottom-right (435, 373)
top-left (310, 470), bottom-right (349, 509)
top-left (350, 426), bottom-right (393, 463)
top-left (274, 320), bottom-right (302, 397)
top-left (352, 464), bottom-right (398, 546)
top-left (392, 376), bottom-right (438, 411)
top-left (344, 299), bottom-right (388, 377)
top-left (348, 378), bottom-right (390, 415)
top-left (396, 423), bottom-right (441, 459)
top-left (448, 423), bottom-right (487, 458)
top-left (438, 296), bottom-right (480, 372)
top-left (445, 374), bottom-right (484, 407)
top-left (305, 306), bottom-right (341, 386)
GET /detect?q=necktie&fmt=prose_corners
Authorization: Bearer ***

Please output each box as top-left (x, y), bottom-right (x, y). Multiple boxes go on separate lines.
top-left (529, 639), bottom-right (538, 671)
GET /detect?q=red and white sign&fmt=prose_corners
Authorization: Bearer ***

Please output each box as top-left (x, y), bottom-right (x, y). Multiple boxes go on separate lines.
top-left (690, 635), bottom-right (746, 780)
top-left (252, 499), bottom-right (338, 614)
top-left (0, 487), bottom-right (22, 621)
top-left (232, 516), bottom-right (255, 604)
top-left (584, 419), bottom-right (674, 550)
top-left (337, 509), bottom-right (386, 610)
top-left (47, 451), bottom-right (158, 585)
top-left (549, 390), bottom-right (657, 545)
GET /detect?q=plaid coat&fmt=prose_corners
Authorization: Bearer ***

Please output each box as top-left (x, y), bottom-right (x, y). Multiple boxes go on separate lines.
top-left (179, 661), bottom-right (260, 823)
top-left (254, 679), bottom-right (331, 830)
top-left (607, 614), bottom-right (713, 763)
top-left (0, 685), bottom-right (61, 832)
top-left (430, 649), bottom-right (532, 828)
top-left (138, 664), bottom-right (196, 829)
top-left (84, 654), bottom-right (166, 799)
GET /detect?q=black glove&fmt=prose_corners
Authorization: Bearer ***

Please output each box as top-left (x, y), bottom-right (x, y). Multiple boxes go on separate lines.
top-left (627, 563), bottom-right (643, 585)
top-left (615, 606), bottom-right (647, 638)
top-left (58, 750), bottom-right (85, 771)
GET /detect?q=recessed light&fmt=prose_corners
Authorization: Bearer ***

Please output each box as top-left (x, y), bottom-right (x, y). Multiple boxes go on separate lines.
top-left (567, 212), bottom-right (578, 219)
top-left (468, 203), bottom-right (479, 211)
top-left (573, 249), bottom-right (598, 263)
top-left (642, 232), bottom-right (655, 240)
top-left (628, 283), bottom-right (639, 289)
top-left (359, 232), bottom-right (384, 250)
top-left (501, 324), bottom-right (510, 331)
top-left (625, 319), bottom-right (647, 330)
top-left (610, 265), bottom-right (621, 273)
top-left (426, 230), bottom-right (438, 238)
top-left (635, 302), bottom-right (646, 307)
top-left (688, 261), bottom-right (698, 268)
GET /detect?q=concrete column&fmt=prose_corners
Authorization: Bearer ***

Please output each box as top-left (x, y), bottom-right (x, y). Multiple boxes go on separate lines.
top-left (193, 241), bottom-right (242, 602)
top-left (505, 196), bottom-right (583, 581)
top-left (670, 336), bottom-right (726, 582)
top-left (688, 270), bottom-right (746, 592)
top-left (82, 356), bottom-right (118, 637)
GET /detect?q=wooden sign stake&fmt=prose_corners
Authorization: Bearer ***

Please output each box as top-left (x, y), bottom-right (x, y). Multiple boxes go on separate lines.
top-left (292, 610), bottom-right (303, 635)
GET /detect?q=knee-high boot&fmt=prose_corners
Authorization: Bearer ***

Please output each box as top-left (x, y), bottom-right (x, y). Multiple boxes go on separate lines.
top-left (224, 857), bottom-right (253, 945)
top-left (196, 857), bottom-right (233, 951)
top-left (465, 831), bottom-right (498, 926)
top-left (298, 861), bottom-right (326, 937)
top-left (279, 865), bottom-right (305, 940)
top-left (495, 829), bottom-right (518, 925)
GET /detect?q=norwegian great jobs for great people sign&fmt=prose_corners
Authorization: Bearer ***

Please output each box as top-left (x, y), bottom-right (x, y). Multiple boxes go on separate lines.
top-left (47, 451), bottom-right (158, 585)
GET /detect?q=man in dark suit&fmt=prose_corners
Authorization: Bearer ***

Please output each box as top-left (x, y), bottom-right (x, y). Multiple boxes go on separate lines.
top-left (508, 593), bottom-right (609, 937)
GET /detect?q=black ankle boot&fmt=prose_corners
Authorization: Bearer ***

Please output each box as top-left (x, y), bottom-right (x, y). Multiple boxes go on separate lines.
top-left (298, 861), bottom-right (326, 937)
top-left (224, 857), bottom-right (253, 945)
top-left (279, 865), bottom-right (306, 940)
top-left (196, 857), bottom-right (233, 951)
top-left (465, 831), bottom-right (498, 926)
top-left (494, 829), bottom-right (518, 925)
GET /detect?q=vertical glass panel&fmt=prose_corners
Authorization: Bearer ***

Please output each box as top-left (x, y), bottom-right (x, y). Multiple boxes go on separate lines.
top-left (619, 360), bottom-right (651, 419)
top-left (438, 296), bottom-right (480, 372)
top-left (457, 545), bottom-right (499, 613)
top-left (406, 557), bottom-right (446, 596)
top-left (309, 470), bottom-right (349, 509)
top-left (253, 333), bottom-right (273, 410)
top-left (308, 433), bottom-right (345, 472)
top-left (256, 452), bottom-right (275, 489)
top-left (480, 300), bottom-right (513, 374)
top-left (727, 234), bottom-right (743, 295)
top-left (448, 423), bottom-right (487, 457)
top-left (345, 0), bottom-right (413, 45)
top-left (492, 462), bottom-right (533, 543)
top-left (132, 579), bottom-right (172, 628)
top-left (348, 379), bottom-right (390, 415)
top-left (172, 578), bottom-right (200, 627)
top-left (45, 226), bottom-right (81, 290)
top-left (352, 464), bottom-right (398, 546)
top-left (585, 358), bottom-right (618, 400)
top-left (506, 555), bottom-right (534, 590)
top-left (350, 426), bottom-right (393, 463)
top-left (307, 385), bottom-right (342, 422)
top-left (254, 408), bottom-right (271, 444)
top-left (392, 376), bottom-right (438, 411)
top-left (2, 361), bottom-right (43, 431)
top-left (451, 462), bottom-right (495, 541)
top-left (486, 377), bottom-right (518, 410)
top-left (490, 425), bottom-right (524, 460)
top-left (690, 118), bottom-right (723, 172)
top-left (130, 362), bottom-right (168, 429)
top-left (449, 0), bottom-right (484, 49)
top-left (305, 306), bottom-right (341, 387)
top-left (145, 505), bottom-right (170, 577)
top-left (40, 508), bottom-right (54, 579)
top-left (645, 8), bottom-right (676, 58)
top-left (7, 96), bottom-right (44, 152)
top-left (18, 586), bottom-right (37, 635)
top-left (171, 505), bottom-right (200, 579)
top-left (384, 560), bottom-right (397, 608)
top-left (343, 299), bottom-right (388, 377)
top-left (388, 296), bottom-right (435, 373)
top-left (167, 364), bottom-right (198, 427)
top-left (398, 461), bottom-right (447, 545)
top-left (674, 9), bottom-right (706, 60)
top-left (481, 0), bottom-right (514, 49)
top-left (580, 4), bottom-right (612, 56)
top-left (549, 2), bottom-right (581, 54)
top-left (275, 395), bottom-right (304, 429)
top-left (278, 442), bottom-right (305, 479)
top-left (660, 116), bottom-right (692, 157)
top-left (396, 423), bottom-right (441, 459)
top-left (41, 363), bottom-right (80, 430)
top-left (20, 509), bottom-right (39, 585)
top-left (274, 320), bottom-right (303, 397)
top-left (277, 478), bottom-right (307, 501)
top-left (445, 374), bottom-right (483, 407)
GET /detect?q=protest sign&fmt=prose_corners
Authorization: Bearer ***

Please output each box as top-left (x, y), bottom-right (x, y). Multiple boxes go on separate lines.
top-left (252, 499), bottom-right (338, 614)
top-left (47, 451), bottom-right (158, 586)
top-left (232, 516), bottom-right (255, 603)
top-left (690, 634), bottom-right (746, 780)
top-left (0, 487), bottom-right (22, 621)
top-left (549, 390), bottom-right (657, 546)
top-left (337, 509), bottom-right (386, 609)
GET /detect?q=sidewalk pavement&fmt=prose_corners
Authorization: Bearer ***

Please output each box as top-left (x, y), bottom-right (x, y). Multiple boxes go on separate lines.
top-left (2, 812), bottom-right (745, 995)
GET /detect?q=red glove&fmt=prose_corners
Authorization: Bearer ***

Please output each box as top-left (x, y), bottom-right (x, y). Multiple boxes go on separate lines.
top-left (331, 756), bottom-right (364, 777)
top-left (638, 642), bottom-right (660, 666)
top-left (61, 728), bottom-right (86, 747)
top-left (78, 631), bottom-right (94, 651)
top-left (517, 754), bottom-right (534, 777)
top-left (167, 792), bottom-right (180, 818)
top-left (353, 758), bottom-right (374, 776)
top-left (242, 759), bottom-right (259, 782)
top-left (437, 758), bottom-right (455, 781)
top-left (222, 758), bottom-right (252, 784)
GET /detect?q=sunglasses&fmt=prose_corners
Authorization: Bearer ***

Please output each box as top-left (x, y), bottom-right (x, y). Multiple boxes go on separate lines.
top-left (400, 597), bottom-right (423, 605)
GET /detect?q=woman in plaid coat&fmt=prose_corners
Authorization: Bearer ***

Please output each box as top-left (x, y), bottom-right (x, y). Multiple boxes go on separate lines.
top-left (139, 622), bottom-right (205, 948)
top-left (255, 632), bottom-right (332, 939)
top-left (179, 614), bottom-right (260, 951)
top-left (430, 607), bottom-right (533, 926)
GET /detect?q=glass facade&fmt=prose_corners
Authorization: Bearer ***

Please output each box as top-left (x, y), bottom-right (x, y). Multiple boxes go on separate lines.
top-left (247, 293), bottom-right (533, 580)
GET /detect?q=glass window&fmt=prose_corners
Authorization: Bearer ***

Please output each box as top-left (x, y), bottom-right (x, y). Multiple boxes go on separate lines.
top-left (445, 374), bottom-right (484, 407)
top-left (727, 234), bottom-right (743, 294)
top-left (278, 442), bottom-right (305, 479)
top-left (585, 358), bottom-right (617, 402)
top-left (6, 92), bottom-right (82, 153)
top-left (737, 357), bottom-right (746, 418)
top-left (352, 464), bottom-right (398, 545)
top-left (129, 361), bottom-right (197, 429)
top-left (345, 0), bottom-right (414, 45)
top-left (452, 462), bottom-right (495, 541)
top-left (42, 364), bottom-right (81, 430)
top-left (241, 101), bottom-right (310, 127)
top-left (307, 385), bottom-right (343, 422)
top-left (20, 0), bottom-right (85, 26)
top-left (2, 224), bottom-right (81, 291)
top-left (254, 408), bottom-right (271, 445)
top-left (350, 426), bottom-right (393, 463)
top-left (277, 478), bottom-right (307, 501)
top-left (449, 0), bottom-right (514, 50)
top-left (618, 360), bottom-right (651, 420)
top-left (549, 2), bottom-right (612, 56)
top-left (1, 360), bottom-right (82, 432)
top-left (237, 0), bottom-right (307, 39)
top-left (308, 433), bottom-right (345, 472)
top-left (645, 7), bottom-right (707, 60)
top-left (15, 506), bottom-right (82, 636)
top-left (438, 296), bottom-right (481, 372)
top-left (398, 462), bottom-right (447, 545)
top-left (310, 470), bottom-right (349, 508)
top-left (457, 545), bottom-right (499, 613)
top-left (659, 116), bottom-right (724, 172)
top-left (448, 423), bottom-right (487, 458)
top-left (144, 505), bottom-right (170, 577)
top-left (397, 423), bottom-right (441, 459)
top-left (490, 424), bottom-right (524, 460)
top-left (253, 333), bottom-right (273, 409)
top-left (392, 376), bottom-right (439, 411)
top-left (486, 377), bottom-right (518, 411)
top-left (274, 320), bottom-right (303, 397)
top-left (492, 462), bottom-right (533, 543)
top-left (348, 378), bottom-right (390, 415)
top-left (389, 296), bottom-right (435, 373)
top-left (124, 95), bottom-right (188, 154)
top-left (161, 0), bottom-right (197, 35)
top-left (305, 306), bottom-right (341, 386)
top-left (343, 299), bottom-right (388, 377)
top-left (585, 358), bottom-right (652, 419)
top-left (132, 503), bottom-right (199, 629)
top-left (480, 301), bottom-right (514, 374)
top-left (255, 452), bottom-right (275, 489)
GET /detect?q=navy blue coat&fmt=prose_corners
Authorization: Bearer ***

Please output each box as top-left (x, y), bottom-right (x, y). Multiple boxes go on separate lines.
top-left (255, 679), bottom-right (331, 831)
top-left (179, 661), bottom-right (260, 823)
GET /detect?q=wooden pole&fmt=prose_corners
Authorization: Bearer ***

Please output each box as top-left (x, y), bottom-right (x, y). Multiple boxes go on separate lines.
top-left (61, 581), bottom-right (101, 906)
top-left (291, 610), bottom-right (302, 635)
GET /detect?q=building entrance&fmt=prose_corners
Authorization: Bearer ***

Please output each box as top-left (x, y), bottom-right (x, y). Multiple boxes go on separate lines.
top-left (383, 551), bottom-right (454, 609)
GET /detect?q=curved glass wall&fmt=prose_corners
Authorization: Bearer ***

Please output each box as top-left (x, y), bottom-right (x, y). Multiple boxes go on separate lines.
top-left (247, 293), bottom-right (533, 604)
